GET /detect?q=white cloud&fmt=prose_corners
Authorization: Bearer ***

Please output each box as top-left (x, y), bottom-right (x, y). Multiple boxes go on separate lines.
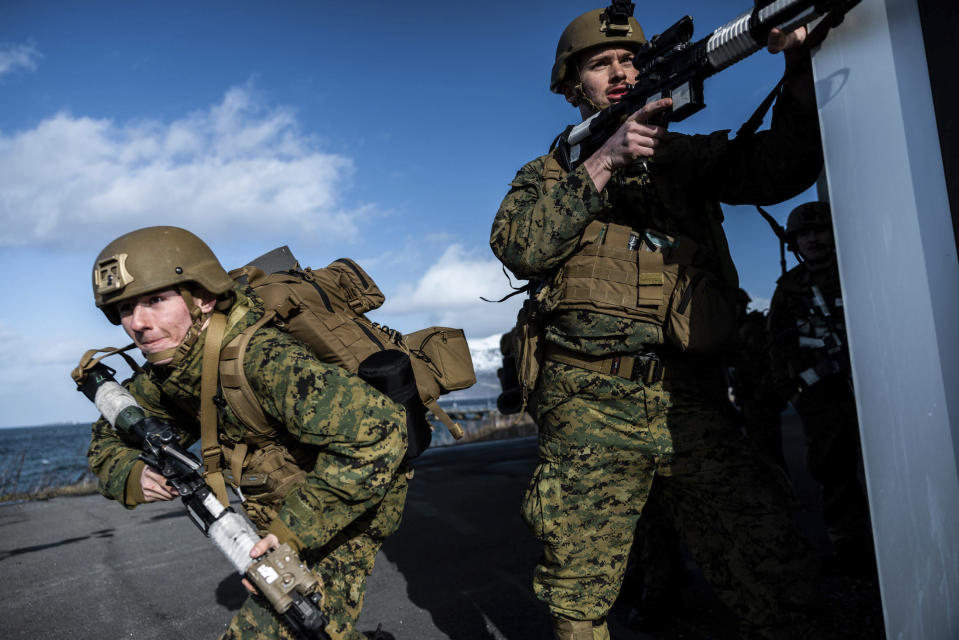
top-left (0, 42), bottom-right (41, 79)
top-left (381, 244), bottom-right (523, 339)
top-left (0, 85), bottom-right (365, 247)
top-left (0, 320), bottom-right (125, 427)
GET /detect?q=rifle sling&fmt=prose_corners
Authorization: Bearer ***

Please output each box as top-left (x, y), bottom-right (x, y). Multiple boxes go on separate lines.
top-left (735, 5), bottom-right (849, 141)
top-left (71, 344), bottom-right (143, 385)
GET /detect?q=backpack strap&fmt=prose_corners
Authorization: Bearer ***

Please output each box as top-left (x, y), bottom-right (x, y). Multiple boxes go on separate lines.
top-left (199, 311), bottom-right (229, 506)
top-left (218, 310), bottom-right (279, 440)
top-left (422, 399), bottom-right (464, 440)
top-left (202, 309), bottom-right (282, 503)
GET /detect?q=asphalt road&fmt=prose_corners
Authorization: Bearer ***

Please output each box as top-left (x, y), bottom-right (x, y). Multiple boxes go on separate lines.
top-left (0, 437), bottom-right (550, 640)
top-left (0, 423), bottom-right (884, 639)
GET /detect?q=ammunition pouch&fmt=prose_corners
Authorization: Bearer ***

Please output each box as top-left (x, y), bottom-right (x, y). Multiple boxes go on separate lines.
top-left (406, 327), bottom-right (476, 395)
top-left (220, 441), bottom-right (310, 529)
top-left (508, 292), bottom-right (547, 417)
top-left (406, 327), bottom-right (476, 440)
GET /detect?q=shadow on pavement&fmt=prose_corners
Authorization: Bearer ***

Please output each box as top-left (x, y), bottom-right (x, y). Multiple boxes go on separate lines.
top-left (215, 573), bottom-right (249, 611)
top-left (378, 437), bottom-right (554, 639)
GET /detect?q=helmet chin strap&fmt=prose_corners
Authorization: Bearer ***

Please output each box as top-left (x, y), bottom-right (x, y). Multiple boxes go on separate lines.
top-left (572, 83), bottom-right (604, 114)
top-left (142, 286), bottom-right (210, 365)
top-left (568, 60), bottom-right (605, 115)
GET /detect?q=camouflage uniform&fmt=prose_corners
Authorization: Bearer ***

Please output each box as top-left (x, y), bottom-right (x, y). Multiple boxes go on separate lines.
top-left (88, 287), bottom-right (408, 640)
top-left (768, 260), bottom-right (872, 566)
top-left (491, 86), bottom-right (827, 638)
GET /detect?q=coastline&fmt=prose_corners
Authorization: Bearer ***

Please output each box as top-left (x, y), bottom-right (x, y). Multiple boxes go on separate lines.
top-left (0, 413), bottom-right (536, 504)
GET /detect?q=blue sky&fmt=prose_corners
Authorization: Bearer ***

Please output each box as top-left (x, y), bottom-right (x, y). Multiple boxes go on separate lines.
top-left (0, 0), bottom-right (816, 428)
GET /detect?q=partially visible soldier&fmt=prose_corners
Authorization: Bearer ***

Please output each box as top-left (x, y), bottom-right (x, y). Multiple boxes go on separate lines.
top-left (496, 329), bottom-right (523, 416)
top-left (768, 201), bottom-right (875, 575)
top-left (729, 291), bottom-right (788, 469)
top-left (491, 5), bottom-right (831, 640)
top-left (85, 227), bottom-right (407, 640)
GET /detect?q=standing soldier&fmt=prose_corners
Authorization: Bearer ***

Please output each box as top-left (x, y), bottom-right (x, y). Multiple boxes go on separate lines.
top-left (85, 226), bottom-right (407, 640)
top-left (491, 5), bottom-right (830, 639)
top-left (768, 201), bottom-right (874, 575)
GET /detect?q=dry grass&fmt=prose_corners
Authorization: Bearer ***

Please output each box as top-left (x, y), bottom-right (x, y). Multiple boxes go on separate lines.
top-left (0, 477), bottom-right (99, 504)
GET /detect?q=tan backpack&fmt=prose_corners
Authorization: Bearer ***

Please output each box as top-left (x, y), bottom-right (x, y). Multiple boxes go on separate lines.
top-left (221, 248), bottom-right (476, 457)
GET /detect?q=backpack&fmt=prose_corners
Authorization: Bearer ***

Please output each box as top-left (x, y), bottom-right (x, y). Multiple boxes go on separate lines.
top-left (221, 247), bottom-right (476, 460)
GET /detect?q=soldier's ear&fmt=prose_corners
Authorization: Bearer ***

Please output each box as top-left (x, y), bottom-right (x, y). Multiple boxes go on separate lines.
top-left (562, 82), bottom-right (581, 106)
top-left (194, 288), bottom-right (217, 314)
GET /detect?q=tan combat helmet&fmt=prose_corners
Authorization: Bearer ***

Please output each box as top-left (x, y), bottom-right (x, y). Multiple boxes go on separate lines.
top-left (93, 226), bottom-right (234, 325)
top-left (785, 201), bottom-right (832, 248)
top-left (550, 2), bottom-right (647, 94)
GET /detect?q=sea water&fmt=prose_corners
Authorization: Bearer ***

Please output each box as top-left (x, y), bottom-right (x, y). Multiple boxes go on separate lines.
top-left (0, 398), bottom-right (503, 496)
top-left (0, 423), bottom-right (94, 495)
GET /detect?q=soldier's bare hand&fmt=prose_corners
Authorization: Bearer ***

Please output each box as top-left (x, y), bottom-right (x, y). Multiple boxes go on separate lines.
top-left (140, 465), bottom-right (177, 502)
top-left (600, 97), bottom-right (672, 169)
top-left (242, 533), bottom-right (280, 595)
top-left (585, 97), bottom-right (672, 191)
top-left (766, 26), bottom-right (807, 54)
top-left (767, 26), bottom-right (815, 106)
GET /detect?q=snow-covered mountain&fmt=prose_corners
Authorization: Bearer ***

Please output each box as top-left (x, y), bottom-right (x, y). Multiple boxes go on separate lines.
top-left (467, 333), bottom-right (504, 373)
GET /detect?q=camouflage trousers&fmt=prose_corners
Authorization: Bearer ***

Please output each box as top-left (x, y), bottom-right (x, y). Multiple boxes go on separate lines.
top-left (220, 471), bottom-right (408, 640)
top-left (524, 359), bottom-right (824, 639)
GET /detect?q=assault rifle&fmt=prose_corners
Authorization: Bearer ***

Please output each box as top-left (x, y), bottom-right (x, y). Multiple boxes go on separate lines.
top-left (72, 361), bottom-right (330, 640)
top-left (556, 0), bottom-right (860, 169)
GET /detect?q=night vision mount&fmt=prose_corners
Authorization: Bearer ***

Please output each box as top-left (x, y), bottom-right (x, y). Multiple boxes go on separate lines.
top-left (601, 0), bottom-right (636, 35)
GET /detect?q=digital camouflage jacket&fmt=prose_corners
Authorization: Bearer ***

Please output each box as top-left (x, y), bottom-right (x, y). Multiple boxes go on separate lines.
top-left (87, 286), bottom-right (407, 553)
top-left (490, 88), bottom-right (823, 358)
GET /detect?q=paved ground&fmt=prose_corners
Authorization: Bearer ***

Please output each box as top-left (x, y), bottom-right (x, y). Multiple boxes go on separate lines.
top-left (0, 418), bottom-right (885, 639)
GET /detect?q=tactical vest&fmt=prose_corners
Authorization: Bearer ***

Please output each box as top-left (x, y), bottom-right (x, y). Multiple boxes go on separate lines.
top-left (772, 265), bottom-right (848, 388)
top-left (506, 152), bottom-right (741, 412)
top-left (540, 152), bottom-right (741, 355)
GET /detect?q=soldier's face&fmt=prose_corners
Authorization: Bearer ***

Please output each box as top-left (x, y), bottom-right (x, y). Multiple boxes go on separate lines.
top-left (576, 46), bottom-right (639, 110)
top-left (795, 227), bottom-right (835, 265)
top-left (117, 289), bottom-right (211, 363)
